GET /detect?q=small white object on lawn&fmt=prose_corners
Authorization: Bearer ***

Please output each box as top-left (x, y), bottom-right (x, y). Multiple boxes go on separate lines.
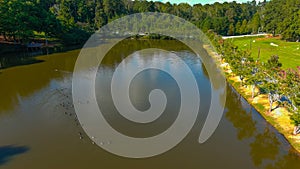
top-left (270, 43), bottom-right (279, 47)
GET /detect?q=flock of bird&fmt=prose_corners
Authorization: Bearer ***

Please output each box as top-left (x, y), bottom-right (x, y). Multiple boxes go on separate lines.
top-left (55, 86), bottom-right (97, 145)
top-left (53, 68), bottom-right (113, 146)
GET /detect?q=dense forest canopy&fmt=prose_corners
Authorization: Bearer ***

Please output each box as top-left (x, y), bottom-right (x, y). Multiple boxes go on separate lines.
top-left (0, 0), bottom-right (299, 45)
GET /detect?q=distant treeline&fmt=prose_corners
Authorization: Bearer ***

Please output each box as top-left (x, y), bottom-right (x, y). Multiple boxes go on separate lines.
top-left (0, 0), bottom-right (299, 45)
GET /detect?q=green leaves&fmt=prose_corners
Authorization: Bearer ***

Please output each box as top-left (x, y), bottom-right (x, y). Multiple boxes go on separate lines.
top-left (267, 55), bottom-right (282, 70)
top-left (0, 0), bottom-right (60, 41)
top-left (0, 0), bottom-right (298, 46)
top-left (290, 110), bottom-right (300, 126)
top-left (263, 0), bottom-right (300, 41)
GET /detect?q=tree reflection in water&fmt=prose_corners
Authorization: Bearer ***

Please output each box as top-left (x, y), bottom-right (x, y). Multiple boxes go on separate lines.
top-left (225, 86), bottom-right (257, 140)
top-left (223, 85), bottom-right (300, 168)
top-left (250, 128), bottom-right (280, 167)
top-left (265, 149), bottom-right (300, 169)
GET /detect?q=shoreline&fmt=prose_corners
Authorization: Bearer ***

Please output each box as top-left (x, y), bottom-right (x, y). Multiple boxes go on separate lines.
top-left (203, 44), bottom-right (300, 153)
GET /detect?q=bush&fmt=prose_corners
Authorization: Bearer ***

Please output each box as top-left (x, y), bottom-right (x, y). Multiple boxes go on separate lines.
top-left (60, 27), bottom-right (91, 46)
top-left (290, 111), bottom-right (300, 126)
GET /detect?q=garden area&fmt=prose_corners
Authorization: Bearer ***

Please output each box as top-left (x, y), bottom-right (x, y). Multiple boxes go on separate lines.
top-left (206, 32), bottom-right (300, 151)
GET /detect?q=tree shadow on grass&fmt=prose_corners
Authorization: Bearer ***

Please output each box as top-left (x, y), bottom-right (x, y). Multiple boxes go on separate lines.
top-left (0, 145), bottom-right (29, 166)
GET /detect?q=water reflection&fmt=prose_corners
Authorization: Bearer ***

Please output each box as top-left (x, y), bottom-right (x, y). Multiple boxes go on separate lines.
top-left (224, 85), bottom-right (300, 169)
top-left (226, 86), bottom-right (257, 140)
top-left (265, 149), bottom-right (300, 169)
top-left (0, 45), bottom-right (83, 70)
top-left (101, 40), bottom-right (191, 66)
top-left (0, 55), bottom-right (43, 70)
top-left (250, 128), bottom-right (280, 167)
top-left (0, 39), bottom-right (299, 168)
top-left (0, 50), bottom-right (78, 113)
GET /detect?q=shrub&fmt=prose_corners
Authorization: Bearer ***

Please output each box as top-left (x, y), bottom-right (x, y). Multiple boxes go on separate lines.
top-left (60, 27), bottom-right (91, 46)
top-left (290, 111), bottom-right (300, 126)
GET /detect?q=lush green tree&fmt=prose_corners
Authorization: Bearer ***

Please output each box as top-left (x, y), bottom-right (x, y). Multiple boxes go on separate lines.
top-left (191, 4), bottom-right (206, 22)
top-left (0, 0), bottom-right (57, 42)
top-left (239, 19), bottom-right (249, 35)
top-left (262, 0), bottom-right (300, 41)
top-left (291, 111), bottom-right (300, 131)
top-left (172, 3), bottom-right (192, 20)
top-left (211, 17), bottom-right (229, 35)
top-left (154, 1), bottom-right (172, 13)
top-left (235, 21), bottom-right (241, 35)
top-left (103, 0), bottom-right (126, 19)
top-left (95, 0), bottom-right (108, 29)
top-left (278, 0), bottom-right (300, 41)
top-left (55, 0), bottom-right (76, 28)
top-left (200, 17), bottom-right (212, 32)
top-left (132, 0), bottom-right (154, 13)
top-left (0, 0), bottom-right (298, 45)
top-left (267, 55), bottom-right (282, 69)
top-left (228, 23), bottom-right (235, 35)
top-left (249, 12), bottom-right (261, 34)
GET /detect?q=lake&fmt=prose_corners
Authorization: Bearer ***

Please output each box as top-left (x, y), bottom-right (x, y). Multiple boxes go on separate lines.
top-left (0, 40), bottom-right (299, 169)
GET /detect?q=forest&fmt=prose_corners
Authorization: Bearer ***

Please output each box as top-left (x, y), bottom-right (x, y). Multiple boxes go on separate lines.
top-left (0, 0), bottom-right (299, 46)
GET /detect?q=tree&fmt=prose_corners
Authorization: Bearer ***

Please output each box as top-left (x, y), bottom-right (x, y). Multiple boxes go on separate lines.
top-left (0, 0), bottom-right (52, 42)
top-left (239, 19), bottom-right (249, 35)
top-left (249, 13), bottom-right (260, 34)
top-left (95, 1), bottom-right (107, 29)
top-left (103, 0), bottom-right (126, 19)
top-left (291, 110), bottom-right (300, 135)
top-left (261, 0), bottom-right (300, 40)
top-left (235, 21), bottom-right (241, 35)
top-left (201, 17), bottom-right (212, 32)
top-left (191, 4), bottom-right (206, 22)
top-left (132, 0), bottom-right (154, 13)
top-left (55, 0), bottom-right (76, 28)
top-left (267, 55), bottom-right (282, 69)
top-left (173, 3), bottom-right (192, 20)
top-left (277, 0), bottom-right (300, 41)
top-left (228, 23), bottom-right (235, 35)
top-left (212, 17), bottom-right (229, 35)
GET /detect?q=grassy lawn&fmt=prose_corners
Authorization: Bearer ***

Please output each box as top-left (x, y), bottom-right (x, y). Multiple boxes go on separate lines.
top-left (230, 36), bottom-right (300, 69)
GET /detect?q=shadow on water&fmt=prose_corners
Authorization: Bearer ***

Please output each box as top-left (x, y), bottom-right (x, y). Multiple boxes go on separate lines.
top-left (0, 49), bottom-right (79, 114)
top-left (226, 85), bottom-right (280, 167)
top-left (0, 145), bottom-right (29, 166)
top-left (0, 55), bottom-right (44, 70)
top-left (0, 44), bottom-right (84, 70)
top-left (225, 86), bottom-right (257, 140)
top-left (225, 85), bottom-right (300, 169)
top-left (0, 49), bottom-right (46, 70)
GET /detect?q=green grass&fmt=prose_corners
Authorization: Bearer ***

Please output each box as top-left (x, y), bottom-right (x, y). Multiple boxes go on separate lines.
top-left (230, 37), bottom-right (300, 69)
top-left (254, 103), bottom-right (266, 113)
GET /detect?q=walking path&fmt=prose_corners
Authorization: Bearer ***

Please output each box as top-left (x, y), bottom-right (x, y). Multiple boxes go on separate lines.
top-left (222, 33), bottom-right (268, 39)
